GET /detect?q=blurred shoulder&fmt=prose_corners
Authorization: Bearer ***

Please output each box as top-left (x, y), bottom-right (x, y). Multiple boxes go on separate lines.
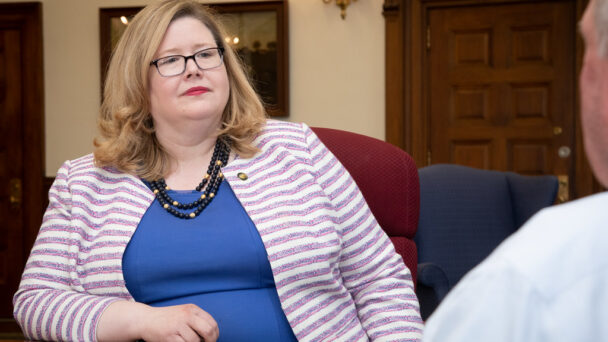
top-left (496, 192), bottom-right (608, 295)
top-left (425, 193), bottom-right (608, 342)
top-left (518, 192), bottom-right (608, 237)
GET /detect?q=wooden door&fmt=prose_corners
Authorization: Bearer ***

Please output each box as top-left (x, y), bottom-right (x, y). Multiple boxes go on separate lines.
top-left (0, 26), bottom-right (24, 325)
top-left (0, 3), bottom-right (44, 337)
top-left (428, 2), bottom-right (574, 178)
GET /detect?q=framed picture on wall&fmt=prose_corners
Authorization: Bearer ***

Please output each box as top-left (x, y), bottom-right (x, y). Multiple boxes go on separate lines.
top-left (99, 7), bottom-right (141, 93)
top-left (99, 1), bottom-right (289, 117)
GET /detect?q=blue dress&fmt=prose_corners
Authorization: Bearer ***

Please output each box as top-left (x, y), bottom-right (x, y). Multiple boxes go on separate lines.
top-left (123, 181), bottom-right (297, 341)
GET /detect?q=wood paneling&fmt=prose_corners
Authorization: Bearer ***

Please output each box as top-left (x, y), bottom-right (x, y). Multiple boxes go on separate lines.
top-left (383, 0), bottom-right (600, 198)
top-left (0, 2), bottom-right (44, 336)
top-left (430, 2), bottom-right (573, 176)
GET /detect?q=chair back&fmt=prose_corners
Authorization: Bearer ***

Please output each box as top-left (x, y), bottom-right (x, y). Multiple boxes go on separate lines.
top-left (312, 127), bottom-right (420, 283)
top-left (415, 163), bottom-right (558, 319)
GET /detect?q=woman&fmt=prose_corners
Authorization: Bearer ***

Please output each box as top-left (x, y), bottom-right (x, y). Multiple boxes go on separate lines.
top-left (13, 1), bottom-right (423, 341)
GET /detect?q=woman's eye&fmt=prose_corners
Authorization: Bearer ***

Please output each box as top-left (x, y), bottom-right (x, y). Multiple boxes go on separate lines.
top-left (158, 56), bottom-right (180, 66)
top-left (196, 50), bottom-right (216, 59)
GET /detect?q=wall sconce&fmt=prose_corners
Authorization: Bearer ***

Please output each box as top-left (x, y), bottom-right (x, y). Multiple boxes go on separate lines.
top-left (224, 35), bottom-right (240, 46)
top-left (323, 0), bottom-right (356, 20)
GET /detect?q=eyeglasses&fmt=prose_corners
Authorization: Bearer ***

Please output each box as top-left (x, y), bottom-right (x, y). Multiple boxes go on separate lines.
top-left (150, 47), bottom-right (225, 77)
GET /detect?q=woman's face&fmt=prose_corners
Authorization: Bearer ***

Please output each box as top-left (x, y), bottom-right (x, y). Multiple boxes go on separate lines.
top-left (148, 16), bottom-right (229, 132)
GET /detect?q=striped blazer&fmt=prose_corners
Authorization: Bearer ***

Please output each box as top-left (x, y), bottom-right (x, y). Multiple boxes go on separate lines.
top-left (13, 120), bottom-right (423, 341)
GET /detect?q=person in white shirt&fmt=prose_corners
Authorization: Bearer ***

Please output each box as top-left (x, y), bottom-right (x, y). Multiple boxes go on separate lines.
top-left (423, 0), bottom-right (608, 341)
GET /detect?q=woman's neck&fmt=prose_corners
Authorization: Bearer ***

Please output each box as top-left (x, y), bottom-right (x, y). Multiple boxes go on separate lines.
top-left (155, 121), bottom-right (221, 190)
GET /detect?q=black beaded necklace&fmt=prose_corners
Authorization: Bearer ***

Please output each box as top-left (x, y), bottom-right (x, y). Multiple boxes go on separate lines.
top-left (149, 138), bottom-right (230, 219)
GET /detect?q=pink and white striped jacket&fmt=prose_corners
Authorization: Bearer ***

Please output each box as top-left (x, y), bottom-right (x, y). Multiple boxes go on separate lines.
top-left (13, 120), bottom-right (423, 341)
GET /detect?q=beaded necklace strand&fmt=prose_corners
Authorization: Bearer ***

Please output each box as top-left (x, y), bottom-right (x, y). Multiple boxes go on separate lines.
top-left (149, 138), bottom-right (230, 219)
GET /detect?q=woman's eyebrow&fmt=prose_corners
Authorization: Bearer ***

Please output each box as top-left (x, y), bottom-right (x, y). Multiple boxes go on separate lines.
top-left (156, 43), bottom-right (215, 56)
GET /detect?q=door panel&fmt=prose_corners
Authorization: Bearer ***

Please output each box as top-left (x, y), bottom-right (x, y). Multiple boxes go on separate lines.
top-left (428, 1), bottom-right (574, 177)
top-left (0, 28), bottom-right (23, 321)
top-left (0, 3), bottom-right (44, 336)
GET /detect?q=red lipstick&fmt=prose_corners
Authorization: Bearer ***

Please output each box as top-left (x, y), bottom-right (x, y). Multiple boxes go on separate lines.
top-left (183, 86), bottom-right (210, 96)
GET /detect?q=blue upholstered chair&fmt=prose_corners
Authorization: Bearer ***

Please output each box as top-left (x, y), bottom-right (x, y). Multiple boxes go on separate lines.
top-left (415, 164), bottom-right (558, 320)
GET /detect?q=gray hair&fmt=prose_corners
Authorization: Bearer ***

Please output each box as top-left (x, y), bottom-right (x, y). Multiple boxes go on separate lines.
top-left (596, 0), bottom-right (608, 56)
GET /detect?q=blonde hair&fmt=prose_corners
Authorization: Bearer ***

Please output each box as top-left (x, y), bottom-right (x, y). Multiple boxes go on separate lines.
top-left (94, 0), bottom-right (266, 180)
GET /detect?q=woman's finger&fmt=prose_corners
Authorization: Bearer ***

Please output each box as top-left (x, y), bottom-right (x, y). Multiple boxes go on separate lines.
top-left (178, 325), bottom-right (201, 342)
top-left (188, 315), bottom-right (219, 342)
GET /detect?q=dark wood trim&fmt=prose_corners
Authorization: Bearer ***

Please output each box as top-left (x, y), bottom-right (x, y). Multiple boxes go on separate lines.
top-left (383, 0), bottom-right (425, 164)
top-left (0, 2), bottom-right (44, 336)
top-left (383, 1), bottom-right (406, 150)
top-left (384, 0), bottom-right (594, 199)
top-left (0, 319), bottom-right (23, 339)
top-left (98, 7), bottom-right (142, 95)
top-left (0, 1), bottom-right (45, 262)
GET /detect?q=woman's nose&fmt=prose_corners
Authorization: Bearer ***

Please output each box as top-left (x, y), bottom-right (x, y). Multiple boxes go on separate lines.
top-left (185, 58), bottom-right (201, 77)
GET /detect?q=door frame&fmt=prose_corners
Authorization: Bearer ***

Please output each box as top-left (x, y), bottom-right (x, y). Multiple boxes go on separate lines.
top-left (0, 2), bottom-right (44, 335)
top-left (383, 0), bottom-right (599, 198)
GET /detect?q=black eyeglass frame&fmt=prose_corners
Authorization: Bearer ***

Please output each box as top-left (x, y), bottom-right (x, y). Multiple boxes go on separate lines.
top-left (150, 46), bottom-right (225, 77)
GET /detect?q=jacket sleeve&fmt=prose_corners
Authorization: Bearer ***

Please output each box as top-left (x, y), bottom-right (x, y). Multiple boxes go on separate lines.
top-left (302, 124), bottom-right (423, 341)
top-left (13, 160), bottom-right (121, 342)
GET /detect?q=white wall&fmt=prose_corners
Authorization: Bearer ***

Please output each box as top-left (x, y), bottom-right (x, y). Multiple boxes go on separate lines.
top-left (1, 0), bottom-right (385, 176)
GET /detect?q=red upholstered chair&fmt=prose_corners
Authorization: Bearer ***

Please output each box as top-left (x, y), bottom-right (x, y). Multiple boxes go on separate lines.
top-left (311, 127), bottom-right (420, 283)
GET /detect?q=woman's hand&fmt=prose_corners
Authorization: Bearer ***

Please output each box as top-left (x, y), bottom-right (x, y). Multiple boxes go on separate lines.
top-left (97, 301), bottom-right (219, 342)
top-left (139, 303), bottom-right (219, 342)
